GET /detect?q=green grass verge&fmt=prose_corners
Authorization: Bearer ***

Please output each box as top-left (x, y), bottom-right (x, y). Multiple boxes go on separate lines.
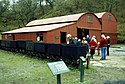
top-left (0, 50), bottom-right (92, 84)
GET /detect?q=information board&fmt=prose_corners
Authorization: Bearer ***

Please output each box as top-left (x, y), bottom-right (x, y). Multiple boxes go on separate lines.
top-left (47, 61), bottom-right (70, 75)
top-left (80, 56), bottom-right (86, 62)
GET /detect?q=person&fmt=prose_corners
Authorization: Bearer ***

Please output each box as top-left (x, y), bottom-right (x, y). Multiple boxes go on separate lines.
top-left (66, 34), bottom-right (74, 44)
top-left (89, 37), bottom-right (97, 59)
top-left (83, 40), bottom-right (89, 53)
top-left (82, 37), bottom-right (86, 44)
top-left (99, 34), bottom-right (108, 60)
top-left (97, 42), bottom-right (100, 56)
top-left (106, 36), bottom-right (110, 56)
top-left (73, 37), bottom-right (78, 45)
top-left (76, 39), bottom-right (82, 45)
top-left (37, 36), bottom-right (40, 42)
top-left (92, 35), bottom-right (97, 43)
top-left (86, 35), bottom-right (91, 43)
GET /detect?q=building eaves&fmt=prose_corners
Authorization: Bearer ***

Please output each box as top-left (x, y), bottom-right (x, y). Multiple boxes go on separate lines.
top-left (2, 22), bottom-right (74, 34)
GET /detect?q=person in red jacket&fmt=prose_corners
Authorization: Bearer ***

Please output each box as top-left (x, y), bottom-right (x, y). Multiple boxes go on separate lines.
top-left (99, 34), bottom-right (108, 60)
top-left (89, 37), bottom-right (97, 59)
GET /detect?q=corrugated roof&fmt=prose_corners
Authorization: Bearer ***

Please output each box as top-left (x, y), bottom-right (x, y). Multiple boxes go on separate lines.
top-left (26, 13), bottom-right (85, 26)
top-left (2, 22), bottom-right (74, 34)
top-left (95, 12), bottom-right (106, 18)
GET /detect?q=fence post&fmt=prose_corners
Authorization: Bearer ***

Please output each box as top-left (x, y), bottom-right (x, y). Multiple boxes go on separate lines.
top-left (80, 56), bottom-right (86, 82)
top-left (86, 55), bottom-right (91, 69)
top-left (57, 74), bottom-right (61, 84)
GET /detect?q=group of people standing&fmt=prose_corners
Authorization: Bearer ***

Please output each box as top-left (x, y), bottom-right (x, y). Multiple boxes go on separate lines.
top-left (67, 34), bottom-right (110, 60)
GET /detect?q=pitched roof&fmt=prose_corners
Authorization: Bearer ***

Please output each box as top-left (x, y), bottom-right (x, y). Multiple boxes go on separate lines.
top-left (26, 13), bottom-right (85, 26)
top-left (2, 22), bottom-right (74, 34)
top-left (95, 12), bottom-right (106, 18)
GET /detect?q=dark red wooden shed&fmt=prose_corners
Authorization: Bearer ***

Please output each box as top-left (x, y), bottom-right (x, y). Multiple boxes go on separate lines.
top-left (95, 12), bottom-right (117, 44)
top-left (2, 12), bottom-right (117, 44)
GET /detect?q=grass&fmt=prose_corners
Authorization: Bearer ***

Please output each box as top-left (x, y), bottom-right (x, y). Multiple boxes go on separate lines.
top-left (0, 50), bottom-right (86, 84)
top-left (0, 50), bottom-right (54, 84)
top-left (0, 49), bottom-right (125, 84)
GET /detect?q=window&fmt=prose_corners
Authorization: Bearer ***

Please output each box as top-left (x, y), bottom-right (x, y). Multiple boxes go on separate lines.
top-left (108, 15), bottom-right (112, 21)
top-left (37, 33), bottom-right (44, 42)
top-left (88, 15), bottom-right (93, 22)
top-left (40, 34), bottom-right (44, 41)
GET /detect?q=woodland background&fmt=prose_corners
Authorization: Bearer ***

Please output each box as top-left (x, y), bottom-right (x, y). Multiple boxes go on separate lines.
top-left (0, 0), bottom-right (125, 43)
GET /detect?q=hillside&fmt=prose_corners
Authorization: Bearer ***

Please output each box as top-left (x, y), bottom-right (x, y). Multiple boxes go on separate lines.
top-left (0, 0), bottom-right (125, 42)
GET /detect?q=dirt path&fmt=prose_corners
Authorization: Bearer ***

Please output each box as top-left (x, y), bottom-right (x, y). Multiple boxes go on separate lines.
top-left (86, 45), bottom-right (125, 84)
top-left (91, 46), bottom-right (125, 68)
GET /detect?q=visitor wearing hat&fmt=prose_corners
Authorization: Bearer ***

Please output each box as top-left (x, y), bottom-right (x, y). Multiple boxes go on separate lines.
top-left (89, 37), bottom-right (97, 59)
top-left (99, 34), bottom-right (108, 60)
top-left (82, 37), bottom-right (86, 44)
top-left (106, 36), bottom-right (110, 56)
top-left (66, 34), bottom-right (74, 44)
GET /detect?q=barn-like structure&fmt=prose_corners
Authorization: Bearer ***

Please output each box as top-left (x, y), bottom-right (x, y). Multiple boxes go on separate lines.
top-left (95, 12), bottom-right (117, 44)
top-left (2, 12), bottom-right (117, 44)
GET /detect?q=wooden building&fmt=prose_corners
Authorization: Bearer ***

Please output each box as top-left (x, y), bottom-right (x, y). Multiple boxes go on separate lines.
top-left (95, 12), bottom-right (117, 44)
top-left (2, 12), bottom-right (117, 44)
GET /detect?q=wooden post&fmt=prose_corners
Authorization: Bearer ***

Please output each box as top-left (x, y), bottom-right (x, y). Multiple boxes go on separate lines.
top-left (80, 56), bottom-right (86, 82)
top-left (57, 74), bottom-right (61, 84)
top-left (86, 55), bottom-right (90, 69)
top-left (80, 59), bottom-right (85, 82)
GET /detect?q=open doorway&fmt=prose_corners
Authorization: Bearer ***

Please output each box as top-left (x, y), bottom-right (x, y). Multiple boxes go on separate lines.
top-left (60, 32), bottom-right (66, 44)
top-left (12, 34), bottom-right (15, 40)
top-left (84, 29), bottom-right (89, 37)
top-left (77, 28), bottom-right (89, 39)
top-left (77, 28), bottom-right (83, 40)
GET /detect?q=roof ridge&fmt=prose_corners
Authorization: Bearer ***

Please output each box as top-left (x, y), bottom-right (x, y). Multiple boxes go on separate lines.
top-left (26, 12), bottom-right (85, 26)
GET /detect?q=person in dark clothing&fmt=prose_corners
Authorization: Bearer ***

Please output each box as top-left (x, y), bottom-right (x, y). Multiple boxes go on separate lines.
top-left (83, 41), bottom-right (89, 54)
top-left (67, 34), bottom-right (74, 44)
top-left (86, 35), bottom-right (91, 43)
top-left (73, 37), bottom-right (78, 45)
top-left (69, 38), bottom-right (74, 44)
top-left (76, 39), bottom-right (82, 45)
top-left (106, 36), bottom-right (110, 56)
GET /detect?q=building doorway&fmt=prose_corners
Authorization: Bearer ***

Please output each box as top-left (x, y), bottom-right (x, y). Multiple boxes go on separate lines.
top-left (84, 29), bottom-right (89, 37)
top-left (60, 32), bottom-right (66, 44)
top-left (77, 28), bottom-right (89, 39)
top-left (12, 34), bottom-right (15, 40)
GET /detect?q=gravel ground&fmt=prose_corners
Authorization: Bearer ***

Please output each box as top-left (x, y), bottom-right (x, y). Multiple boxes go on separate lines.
top-left (89, 45), bottom-right (125, 84)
